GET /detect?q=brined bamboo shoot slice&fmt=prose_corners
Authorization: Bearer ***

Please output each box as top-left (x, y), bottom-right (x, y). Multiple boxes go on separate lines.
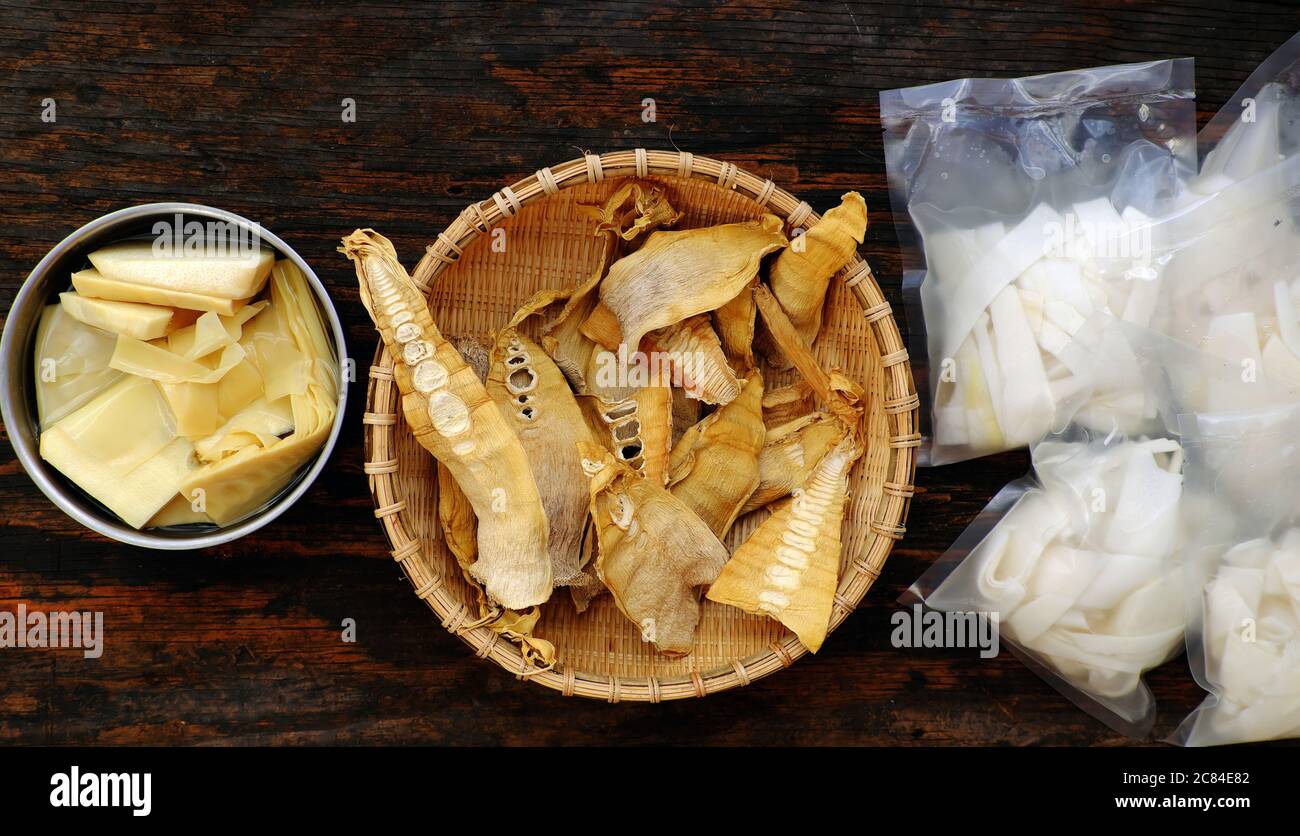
top-left (193, 397), bottom-right (294, 461)
top-left (487, 327), bottom-right (596, 588)
top-left (668, 370), bottom-right (765, 539)
top-left (579, 442), bottom-right (729, 656)
top-left (768, 192), bottom-right (868, 346)
top-left (159, 380), bottom-right (222, 439)
top-left (215, 358), bottom-right (264, 419)
top-left (740, 412), bottom-right (845, 514)
top-left (342, 229), bottom-right (552, 609)
top-left (581, 214), bottom-right (787, 352)
top-left (147, 491), bottom-right (212, 527)
top-left (39, 376), bottom-right (197, 529)
top-left (578, 386), bottom-right (672, 485)
top-left (706, 435), bottom-right (860, 652)
top-left (166, 302), bottom-right (268, 360)
top-left (88, 240), bottom-right (274, 301)
top-left (72, 269), bottom-right (247, 316)
top-left (109, 335), bottom-right (246, 385)
top-left (239, 299), bottom-right (310, 401)
top-left (33, 303), bottom-right (124, 429)
top-left (177, 261), bottom-right (337, 526)
top-left (58, 292), bottom-right (178, 341)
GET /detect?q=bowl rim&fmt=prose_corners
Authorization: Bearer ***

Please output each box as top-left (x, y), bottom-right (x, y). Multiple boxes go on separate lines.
top-left (363, 149), bottom-right (920, 700)
top-left (0, 201), bottom-right (349, 550)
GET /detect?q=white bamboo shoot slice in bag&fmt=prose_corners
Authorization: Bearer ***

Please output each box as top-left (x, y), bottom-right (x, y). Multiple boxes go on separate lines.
top-left (58, 292), bottom-right (177, 340)
top-left (921, 220), bottom-right (1005, 287)
top-left (1273, 280), bottom-right (1300, 358)
top-left (1188, 537), bottom-right (1300, 745)
top-left (32, 303), bottom-right (124, 429)
top-left (970, 313), bottom-right (1004, 433)
top-left (1074, 553), bottom-right (1164, 610)
top-left (962, 491), bottom-right (1070, 614)
top-left (934, 335), bottom-right (1000, 449)
top-left (1067, 196), bottom-right (1133, 274)
top-left (1101, 439), bottom-right (1182, 558)
top-left (1263, 334), bottom-right (1300, 393)
top-left (988, 286), bottom-right (1054, 446)
top-left (88, 240), bottom-right (273, 301)
top-left (1007, 543), bottom-right (1104, 642)
top-left (940, 203), bottom-right (1063, 358)
top-left (927, 437), bottom-right (1186, 723)
top-left (1204, 313), bottom-right (1264, 411)
top-left (1021, 259), bottom-right (1091, 317)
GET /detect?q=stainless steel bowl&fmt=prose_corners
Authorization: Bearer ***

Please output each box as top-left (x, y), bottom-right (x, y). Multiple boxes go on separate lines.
top-left (0, 202), bottom-right (348, 549)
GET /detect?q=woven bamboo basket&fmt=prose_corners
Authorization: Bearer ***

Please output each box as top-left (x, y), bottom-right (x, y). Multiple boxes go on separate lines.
top-left (362, 149), bottom-right (918, 701)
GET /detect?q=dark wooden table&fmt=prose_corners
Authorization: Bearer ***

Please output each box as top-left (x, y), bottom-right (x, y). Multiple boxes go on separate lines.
top-left (2, 1), bottom-right (1297, 746)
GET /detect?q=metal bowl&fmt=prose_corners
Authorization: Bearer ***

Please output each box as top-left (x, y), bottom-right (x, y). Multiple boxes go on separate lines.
top-left (0, 202), bottom-right (347, 550)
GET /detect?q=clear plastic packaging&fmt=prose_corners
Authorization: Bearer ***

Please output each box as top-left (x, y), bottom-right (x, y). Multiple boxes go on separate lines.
top-left (1141, 34), bottom-right (1300, 373)
top-left (905, 426), bottom-right (1186, 736)
top-left (1164, 32), bottom-right (1300, 747)
top-left (1174, 403), bottom-right (1300, 746)
top-left (881, 59), bottom-right (1196, 465)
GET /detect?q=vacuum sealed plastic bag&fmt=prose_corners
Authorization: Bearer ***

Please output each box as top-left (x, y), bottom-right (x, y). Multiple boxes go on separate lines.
top-left (906, 427), bottom-right (1186, 735)
top-left (1175, 403), bottom-right (1300, 746)
top-left (1143, 33), bottom-right (1300, 373)
top-left (882, 59), bottom-right (1196, 465)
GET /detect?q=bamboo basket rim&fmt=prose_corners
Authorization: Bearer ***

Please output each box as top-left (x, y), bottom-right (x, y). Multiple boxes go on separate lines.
top-left (362, 149), bottom-right (919, 702)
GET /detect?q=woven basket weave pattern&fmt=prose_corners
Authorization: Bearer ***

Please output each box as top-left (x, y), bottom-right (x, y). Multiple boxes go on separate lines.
top-left (363, 150), bottom-right (917, 701)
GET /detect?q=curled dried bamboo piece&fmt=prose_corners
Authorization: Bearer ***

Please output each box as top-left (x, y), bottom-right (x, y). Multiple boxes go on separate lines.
top-left (578, 386), bottom-right (673, 486)
top-left (769, 191), bottom-right (867, 346)
top-left (542, 182), bottom-right (680, 393)
top-left (762, 379), bottom-right (816, 428)
top-left (581, 214), bottom-right (787, 352)
top-left (486, 327), bottom-right (596, 587)
top-left (579, 441), bottom-right (729, 656)
top-left (713, 281), bottom-right (758, 369)
top-left (706, 434), bottom-right (858, 652)
top-left (741, 412), bottom-right (845, 515)
top-left (343, 229), bottom-right (552, 609)
top-left (705, 282), bottom-right (868, 651)
top-left (639, 314), bottom-right (741, 406)
top-left (668, 370), bottom-right (765, 539)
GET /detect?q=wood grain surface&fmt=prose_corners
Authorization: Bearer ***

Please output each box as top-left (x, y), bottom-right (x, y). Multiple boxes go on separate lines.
top-left (1, 1), bottom-right (1298, 746)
